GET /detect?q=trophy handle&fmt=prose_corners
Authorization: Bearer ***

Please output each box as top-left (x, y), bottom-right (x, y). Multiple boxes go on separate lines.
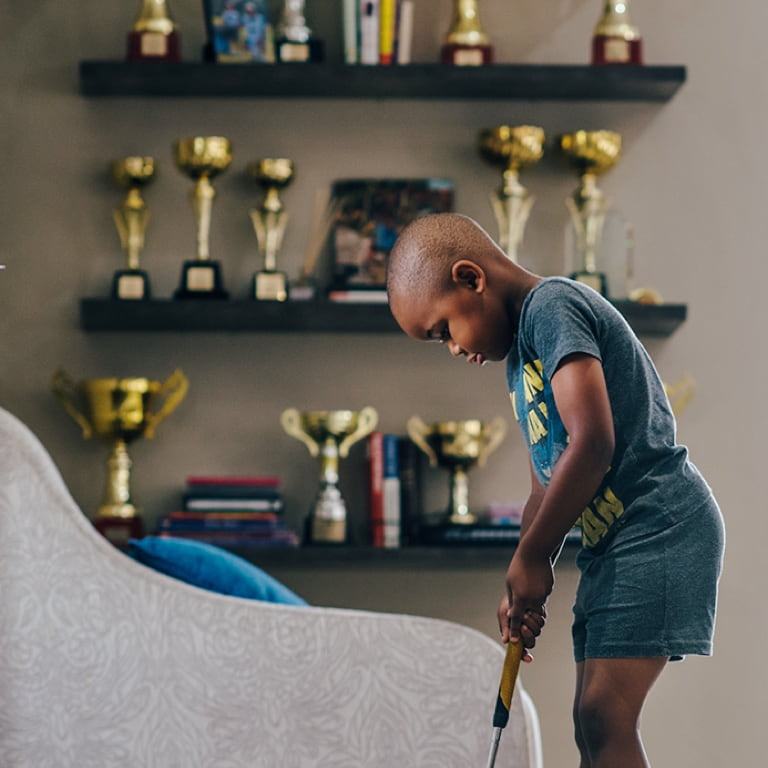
top-left (338, 406), bottom-right (379, 458)
top-left (144, 369), bottom-right (189, 439)
top-left (407, 415), bottom-right (438, 467)
top-left (477, 416), bottom-right (507, 467)
top-left (50, 369), bottom-right (93, 439)
top-left (281, 408), bottom-right (320, 457)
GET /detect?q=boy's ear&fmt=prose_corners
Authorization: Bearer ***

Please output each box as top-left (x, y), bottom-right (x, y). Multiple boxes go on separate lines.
top-left (451, 260), bottom-right (486, 292)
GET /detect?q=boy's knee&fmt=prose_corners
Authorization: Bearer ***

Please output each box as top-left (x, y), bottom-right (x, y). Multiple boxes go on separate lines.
top-left (576, 690), bottom-right (637, 755)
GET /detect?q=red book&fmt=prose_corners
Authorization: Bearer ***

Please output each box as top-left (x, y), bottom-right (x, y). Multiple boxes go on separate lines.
top-left (367, 432), bottom-right (385, 547)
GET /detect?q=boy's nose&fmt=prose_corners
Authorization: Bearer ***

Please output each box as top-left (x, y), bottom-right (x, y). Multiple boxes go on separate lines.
top-left (447, 341), bottom-right (463, 357)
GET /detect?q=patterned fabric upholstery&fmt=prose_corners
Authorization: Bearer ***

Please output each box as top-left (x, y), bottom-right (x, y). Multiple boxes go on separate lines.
top-left (0, 408), bottom-right (542, 768)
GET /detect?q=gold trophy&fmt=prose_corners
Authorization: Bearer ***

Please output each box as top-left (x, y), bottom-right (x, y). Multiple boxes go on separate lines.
top-left (441, 0), bottom-right (493, 66)
top-left (559, 130), bottom-right (623, 297)
top-left (126, 0), bottom-right (181, 62)
top-left (591, 1), bottom-right (643, 65)
top-left (173, 136), bottom-right (232, 299)
top-left (110, 156), bottom-right (155, 300)
top-left (275, 0), bottom-right (324, 62)
top-left (407, 416), bottom-right (506, 525)
top-left (248, 158), bottom-right (294, 302)
top-left (51, 369), bottom-right (188, 548)
top-left (478, 126), bottom-right (545, 264)
top-left (281, 407), bottom-right (378, 544)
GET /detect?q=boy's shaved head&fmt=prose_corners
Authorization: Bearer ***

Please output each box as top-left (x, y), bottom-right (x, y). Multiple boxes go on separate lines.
top-left (386, 213), bottom-right (500, 308)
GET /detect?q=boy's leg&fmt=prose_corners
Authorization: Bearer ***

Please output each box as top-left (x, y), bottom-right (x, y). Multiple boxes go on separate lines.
top-left (575, 656), bottom-right (667, 768)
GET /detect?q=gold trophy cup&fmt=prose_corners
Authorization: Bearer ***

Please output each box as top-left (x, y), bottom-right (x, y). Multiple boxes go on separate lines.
top-left (51, 369), bottom-right (188, 547)
top-left (441, 0), bottom-right (493, 65)
top-left (478, 125), bottom-right (545, 264)
top-left (126, 0), bottom-right (181, 62)
top-left (407, 416), bottom-right (506, 525)
top-left (281, 407), bottom-right (378, 544)
top-left (173, 136), bottom-right (232, 299)
top-left (248, 158), bottom-right (294, 302)
top-left (559, 130), bottom-right (623, 296)
top-left (111, 156), bottom-right (155, 300)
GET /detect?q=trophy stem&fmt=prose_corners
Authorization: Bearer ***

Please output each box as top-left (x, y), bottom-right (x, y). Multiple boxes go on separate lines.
top-left (448, 466), bottom-right (476, 525)
top-left (99, 439), bottom-right (137, 519)
top-left (192, 176), bottom-right (216, 262)
top-left (491, 168), bottom-right (534, 264)
top-left (320, 439), bottom-right (340, 485)
top-left (568, 173), bottom-right (607, 275)
top-left (114, 187), bottom-right (149, 270)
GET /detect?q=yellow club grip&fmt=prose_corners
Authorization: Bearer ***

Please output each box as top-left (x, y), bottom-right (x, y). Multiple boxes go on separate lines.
top-left (493, 641), bottom-right (524, 728)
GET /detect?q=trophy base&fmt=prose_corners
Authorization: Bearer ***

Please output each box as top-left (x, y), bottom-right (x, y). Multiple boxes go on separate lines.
top-left (305, 515), bottom-right (347, 545)
top-left (571, 270), bottom-right (608, 297)
top-left (591, 35), bottom-right (643, 65)
top-left (440, 43), bottom-right (493, 66)
top-left (126, 30), bottom-right (181, 62)
top-left (112, 269), bottom-right (151, 301)
top-left (253, 271), bottom-right (289, 301)
top-left (174, 261), bottom-right (229, 300)
top-left (93, 515), bottom-right (144, 550)
top-left (276, 38), bottom-right (324, 63)
top-left (448, 510), bottom-right (478, 526)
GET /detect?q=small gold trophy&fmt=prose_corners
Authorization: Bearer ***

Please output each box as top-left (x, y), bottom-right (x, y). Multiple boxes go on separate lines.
top-left (51, 369), bottom-right (188, 548)
top-left (478, 126), bottom-right (545, 264)
top-left (591, 1), bottom-right (643, 65)
top-left (275, 0), bottom-right (324, 62)
top-left (126, 0), bottom-right (181, 62)
top-left (407, 416), bottom-right (506, 525)
top-left (110, 156), bottom-right (155, 300)
top-left (281, 407), bottom-right (378, 544)
top-left (441, 0), bottom-right (493, 66)
top-left (559, 130), bottom-right (622, 296)
top-left (173, 136), bottom-right (232, 299)
top-left (248, 158), bottom-right (294, 302)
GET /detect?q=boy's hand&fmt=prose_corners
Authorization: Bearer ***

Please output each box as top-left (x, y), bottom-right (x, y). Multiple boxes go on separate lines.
top-left (500, 552), bottom-right (553, 651)
top-left (497, 592), bottom-right (539, 662)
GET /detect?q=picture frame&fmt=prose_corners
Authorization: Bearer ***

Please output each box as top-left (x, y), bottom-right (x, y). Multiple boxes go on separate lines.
top-left (202, 0), bottom-right (275, 63)
top-left (327, 178), bottom-right (455, 292)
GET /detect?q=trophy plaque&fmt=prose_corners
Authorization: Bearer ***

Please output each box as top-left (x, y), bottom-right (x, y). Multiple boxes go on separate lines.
top-left (275, 0), bottom-right (324, 62)
top-left (281, 407), bottom-right (378, 544)
top-left (110, 156), bottom-right (155, 300)
top-left (591, 1), bottom-right (643, 65)
top-left (51, 369), bottom-right (188, 548)
top-left (248, 158), bottom-right (294, 302)
top-left (559, 130), bottom-right (623, 297)
top-left (478, 126), bottom-right (545, 264)
top-left (173, 137), bottom-right (232, 299)
top-left (441, 0), bottom-right (493, 66)
top-left (126, 0), bottom-right (181, 62)
top-left (407, 416), bottom-right (506, 525)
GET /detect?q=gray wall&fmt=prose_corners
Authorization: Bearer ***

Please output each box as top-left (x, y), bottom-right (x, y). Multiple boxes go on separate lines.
top-left (2, 1), bottom-right (763, 766)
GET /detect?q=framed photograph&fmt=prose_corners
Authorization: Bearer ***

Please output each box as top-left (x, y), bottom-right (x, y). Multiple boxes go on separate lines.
top-left (202, 0), bottom-right (274, 62)
top-left (328, 178), bottom-right (454, 292)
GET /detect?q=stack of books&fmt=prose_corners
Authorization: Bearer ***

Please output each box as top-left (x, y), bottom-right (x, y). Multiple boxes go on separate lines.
top-left (156, 476), bottom-right (299, 549)
top-left (343, 0), bottom-right (415, 65)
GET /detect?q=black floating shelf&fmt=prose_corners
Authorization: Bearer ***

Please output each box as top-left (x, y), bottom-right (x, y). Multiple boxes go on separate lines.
top-left (80, 297), bottom-right (686, 337)
top-left (79, 60), bottom-right (686, 101)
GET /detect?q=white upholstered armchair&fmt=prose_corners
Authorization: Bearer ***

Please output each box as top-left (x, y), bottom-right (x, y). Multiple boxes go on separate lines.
top-left (0, 407), bottom-right (542, 767)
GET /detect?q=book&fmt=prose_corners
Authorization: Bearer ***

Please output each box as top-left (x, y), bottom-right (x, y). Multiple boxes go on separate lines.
top-left (382, 433), bottom-right (401, 548)
top-left (327, 289), bottom-right (389, 304)
top-left (397, 435), bottom-right (422, 545)
top-left (367, 431), bottom-right (384, 546)
top-left (379, 0), bottom-right (396, 64)
top-left (183, 497), bottom-right (284, 512)
top-left (359, 0), bottom-right (379, 65)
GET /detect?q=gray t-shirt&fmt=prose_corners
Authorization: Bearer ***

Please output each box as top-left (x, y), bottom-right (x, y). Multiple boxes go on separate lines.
top-left (506, 277), bottom-right (714, 550)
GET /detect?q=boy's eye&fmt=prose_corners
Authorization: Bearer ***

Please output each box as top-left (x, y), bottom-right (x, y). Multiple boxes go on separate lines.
top-left (439, 326), bottom-right (450, 344)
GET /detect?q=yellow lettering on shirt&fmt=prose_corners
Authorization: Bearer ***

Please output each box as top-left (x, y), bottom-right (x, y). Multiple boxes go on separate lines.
top-left (510, 391), bottom-right (518, 421)
top-left (527, 409), bottom-right (547, 445)
top-left (578, 485), bottom-right (625, 548)
top-left (522, 360), bottom-right (545, 404)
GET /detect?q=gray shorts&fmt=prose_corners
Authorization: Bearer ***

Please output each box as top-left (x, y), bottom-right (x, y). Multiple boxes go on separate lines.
top-left (572, 498), bottom-right (724, 662)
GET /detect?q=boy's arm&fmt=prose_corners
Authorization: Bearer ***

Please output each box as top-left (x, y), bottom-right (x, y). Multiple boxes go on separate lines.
top-left (505, 352), bottom-right (615, 642)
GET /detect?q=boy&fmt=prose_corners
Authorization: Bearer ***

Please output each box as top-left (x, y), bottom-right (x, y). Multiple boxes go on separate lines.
top-left (386, 213), bottom-right (724, 768)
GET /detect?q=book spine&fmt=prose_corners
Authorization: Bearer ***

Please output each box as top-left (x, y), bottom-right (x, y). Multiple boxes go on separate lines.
top-left (183, 497), bottom-right (284, 512)
top-left (382, 434), bottom-right (401, 547)
top-left (379, 0), bottom-right (396, 64)
top-left (396, 0), bottom-right (414, 64)
top-left (367, 431), bottom-right (385, 547)
top-left (397, 435), bottom-right (422, 545)
top-left (343, 0), bottom-right (359, 63)
top-left (360, 0), bottom-right (380, 65)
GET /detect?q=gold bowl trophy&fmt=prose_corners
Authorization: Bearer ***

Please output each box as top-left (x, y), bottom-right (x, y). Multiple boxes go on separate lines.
top-left (559, 130), bottom-right (623, 297)
top-left (591, 1), bottom-right (643, 65)
top-left (173, 136), bottom-right (232, 299)
top-left (407, 416), bottom-right (506, 525)
top-left (110, 156), bottom-right (155, 300)
top-left (248, 158), bottom-right (294, 302)
top-left (51, 369), bottom-right (188, 548)
top-left (478, 126), bottom-right (545, 264)
top-left (126, 0), bottom-right (181, 62)
top-left (281, 407), bottom-right (378, 544)
top-left (441, 0), bottom-right (493, 66)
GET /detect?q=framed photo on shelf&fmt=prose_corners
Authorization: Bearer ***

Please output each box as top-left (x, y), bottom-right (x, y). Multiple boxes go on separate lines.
top-left (202, 0), bottom-right (275, 62)
top-left (327, 178), bottom-right (454, 293)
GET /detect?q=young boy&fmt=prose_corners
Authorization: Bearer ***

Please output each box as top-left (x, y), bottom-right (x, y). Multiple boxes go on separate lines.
top-left (386, 213), bottom-right (724, 768)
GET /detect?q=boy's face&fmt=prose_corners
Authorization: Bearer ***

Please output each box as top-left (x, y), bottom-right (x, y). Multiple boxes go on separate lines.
top-left (393, 265), bottom-right (515, 366)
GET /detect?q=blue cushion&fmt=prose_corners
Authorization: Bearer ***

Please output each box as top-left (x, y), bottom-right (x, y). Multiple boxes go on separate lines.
top-left (127, 536), bottom-right (308, 606)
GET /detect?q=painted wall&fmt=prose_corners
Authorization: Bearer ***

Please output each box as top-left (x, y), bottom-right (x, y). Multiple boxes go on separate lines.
top-left (2, 1), bottom-right (764, 766)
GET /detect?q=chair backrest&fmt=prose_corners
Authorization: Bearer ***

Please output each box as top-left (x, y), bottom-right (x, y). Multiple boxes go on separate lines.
top-left (0, 407), bottom-right (542, 767)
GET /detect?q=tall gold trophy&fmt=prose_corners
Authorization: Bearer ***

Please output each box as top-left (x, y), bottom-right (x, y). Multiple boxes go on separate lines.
top-left (559, 130), bottom-right (622, 297)
top-left (248, 158), bottom-right (294, 302)
top-left (51, 369), bottom-right (188, 548)
top-left (111, 156), bottom-right (155, 300)
top-left (173, 136), bottom-right (232, 299)
top-left (441, 0), bottom-right (493, 65)
top-left (478, 126), bottom-right (545, 264)
top-left (281, 407), bottom-right (378, 544)
top-left (407, 416), bottom-right (506, 525)
top-left (126, 0), bottom-right (181, 62)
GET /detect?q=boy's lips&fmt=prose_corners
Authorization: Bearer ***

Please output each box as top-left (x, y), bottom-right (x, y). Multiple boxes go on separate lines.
top-left (466, 353), bottom-right (486, 366)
